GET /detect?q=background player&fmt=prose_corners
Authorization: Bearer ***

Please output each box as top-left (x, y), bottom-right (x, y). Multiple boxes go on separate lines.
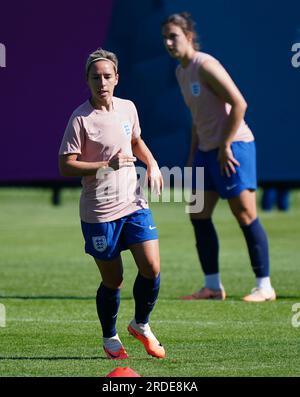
top-left (162, 13), bottom-right (276, 302)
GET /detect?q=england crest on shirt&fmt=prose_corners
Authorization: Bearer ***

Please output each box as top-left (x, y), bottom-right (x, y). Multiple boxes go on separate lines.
top-left (122, 121), bottom-right (131, 137)
top-left (190, 81), bottom-right (201, 96)
top-left (92, 236), bottom-right (107, 252)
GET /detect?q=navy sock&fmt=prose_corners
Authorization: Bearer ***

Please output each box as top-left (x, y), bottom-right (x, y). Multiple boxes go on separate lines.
top-left (240, 218), bottom-right (270, 277)
top-left (277, 189), bottom-right (290, 211)
top-left (133, 272), bottom-right (160, 324)
top-left (96, 283), bottom-right (120, 338)
top-left (191, 218), bottom-right (219, 275)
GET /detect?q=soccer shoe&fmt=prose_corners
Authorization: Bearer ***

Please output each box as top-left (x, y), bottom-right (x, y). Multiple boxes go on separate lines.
top-left (243, 287), bottom-right (276, 302)
top-left (103, 345), bottom-right (128, 360)
top-left (180, 286), bottom-right (226, 301)
top-left (127, 320), bottom-right (165, 359)
top-left (103, 334), bottom-right (128, 359)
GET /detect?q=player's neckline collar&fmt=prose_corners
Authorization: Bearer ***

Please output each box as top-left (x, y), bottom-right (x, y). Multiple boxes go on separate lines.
top-left (88, 98), bottom-right (116, 114)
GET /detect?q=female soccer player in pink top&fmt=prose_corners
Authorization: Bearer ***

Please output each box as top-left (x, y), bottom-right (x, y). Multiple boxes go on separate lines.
top-left (162, 13), bottom-right (276, 302)
top-left (59, 48), bottom-right (165, 359)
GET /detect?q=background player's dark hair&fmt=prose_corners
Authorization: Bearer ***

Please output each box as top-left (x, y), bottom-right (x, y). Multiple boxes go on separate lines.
top-left (162, 12), bottom-right (200, 50)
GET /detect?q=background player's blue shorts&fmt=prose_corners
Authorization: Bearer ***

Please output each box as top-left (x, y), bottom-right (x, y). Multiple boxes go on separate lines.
top-left (192, 141), bottom-right (257, 199)
top-left (81, 208), bottom-right (158, 260)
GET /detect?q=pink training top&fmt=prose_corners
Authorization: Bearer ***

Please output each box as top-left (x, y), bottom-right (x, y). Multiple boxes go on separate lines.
top-left (176, 51), bottom-right (254, 151)
top-left (59, 97), bottom-right (148, 223)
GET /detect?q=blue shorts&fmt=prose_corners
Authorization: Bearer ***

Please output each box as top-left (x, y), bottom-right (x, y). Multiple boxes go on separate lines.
top-left (81, 209), bottom-right (158, 260)
top-left (192, 141), bottom-right (257, 199)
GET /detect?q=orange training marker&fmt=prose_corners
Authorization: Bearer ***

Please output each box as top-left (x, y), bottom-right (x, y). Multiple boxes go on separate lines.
top-left (105, 367), bottom-right (141, 377)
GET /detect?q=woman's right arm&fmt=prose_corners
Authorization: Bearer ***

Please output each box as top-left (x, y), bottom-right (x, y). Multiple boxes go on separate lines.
top-left (59, 154), bottom-right (108, 177)
top-left (59, 151), bottom-right (137, 177)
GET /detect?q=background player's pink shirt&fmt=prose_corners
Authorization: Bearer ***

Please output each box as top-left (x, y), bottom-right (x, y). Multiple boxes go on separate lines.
top-left (59, 97), bottom-right (148, 223)
top-left (176, 52), bottom-right (254, 151)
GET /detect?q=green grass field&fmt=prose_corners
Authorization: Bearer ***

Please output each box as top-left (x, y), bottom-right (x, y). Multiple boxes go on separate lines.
top-left (0, 188), bottom-right (300, 377)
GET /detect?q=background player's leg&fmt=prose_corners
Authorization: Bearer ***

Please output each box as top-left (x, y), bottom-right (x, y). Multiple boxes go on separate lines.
top-left (183, 191), bottom-right (225, 299)
top-left (228, 190), bottom-right (276, 301)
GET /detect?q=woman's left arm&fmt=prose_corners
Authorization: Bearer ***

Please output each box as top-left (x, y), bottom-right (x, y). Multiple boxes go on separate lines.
top-left (200, 60), bottom-right (247, 176)
top-left (131, 136), bottom-right (164, 195)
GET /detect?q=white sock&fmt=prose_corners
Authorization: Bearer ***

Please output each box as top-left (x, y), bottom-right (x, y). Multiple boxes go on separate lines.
top-left (103, 334), bottom-right (122, 352)
top-left (130, 319), bottom-right (157, 340)
top-left (204, 273), bottom-right (222, 290)
top-left (256, 277), bottom-right (272, 291)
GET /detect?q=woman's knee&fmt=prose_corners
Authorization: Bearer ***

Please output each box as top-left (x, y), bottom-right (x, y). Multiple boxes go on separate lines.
top-left (229, 190), bottom-right (257, 225)
top-left (232, 207), bottom-right (256, 225)
top-left (140, 260), bottom-right (160, 279)
top-left (102, 276), bottom-right (124, 290)
top-left (190, 213), bottom-right (211, 221)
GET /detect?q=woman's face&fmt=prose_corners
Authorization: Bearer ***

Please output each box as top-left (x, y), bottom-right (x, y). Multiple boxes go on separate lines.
top-left (87, 60), bottom-right (118, 104)
top-left (162, 23), bottom-right (193, 59)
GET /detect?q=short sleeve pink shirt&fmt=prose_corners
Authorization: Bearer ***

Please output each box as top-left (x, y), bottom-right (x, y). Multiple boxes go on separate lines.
top-left (176, 52), bottom-right (254, 151)
top-left (59, 97), bottom-right (148, 223)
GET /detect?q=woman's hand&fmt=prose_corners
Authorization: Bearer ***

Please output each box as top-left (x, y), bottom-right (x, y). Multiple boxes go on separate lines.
top-left (218, 144), bottom-right (240, 177)
top-left (147, 161), bottom-right (164, 196)
top-left (108, 149), bottom-right (136, 170)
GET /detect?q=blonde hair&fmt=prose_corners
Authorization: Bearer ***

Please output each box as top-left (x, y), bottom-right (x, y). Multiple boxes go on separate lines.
top-left (85, 48), bottom-right (118, 78)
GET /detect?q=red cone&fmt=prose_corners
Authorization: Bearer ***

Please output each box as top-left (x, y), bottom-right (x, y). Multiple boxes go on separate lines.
top-left (105, 367), bottom-right (141, 377)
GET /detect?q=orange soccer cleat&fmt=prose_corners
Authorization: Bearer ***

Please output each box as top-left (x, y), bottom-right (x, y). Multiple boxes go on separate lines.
top-left (180, 286), bottom-right (226, 301)
top-left (103, 345), bottom-right (128, 360)
top-left (128, 320), bottom-right (165, 359)
top-left (103, 335), bottom-right (128, 360)
top-left (243, 287), bottom-right (276, 302)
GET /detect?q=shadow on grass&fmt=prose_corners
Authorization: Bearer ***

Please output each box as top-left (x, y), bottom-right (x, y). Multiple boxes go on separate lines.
top-left (0, 295), bottom-right (132, 301)
top-left (0, 356), bottom-right (106, 360)
top-left (0, 356), bottom-right (152, 362)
